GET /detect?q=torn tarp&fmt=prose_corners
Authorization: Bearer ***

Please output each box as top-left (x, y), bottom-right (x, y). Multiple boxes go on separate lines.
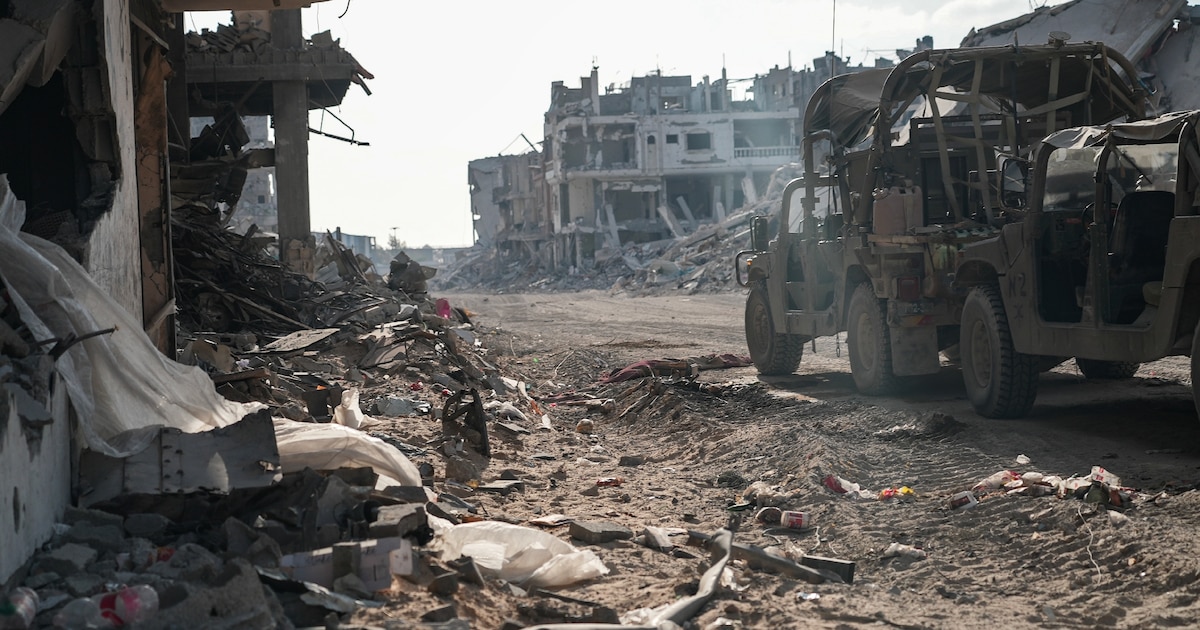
top-left (0, 176), bottom-right (261, 457)
top-left (273, 418), bottom-right (423, 487)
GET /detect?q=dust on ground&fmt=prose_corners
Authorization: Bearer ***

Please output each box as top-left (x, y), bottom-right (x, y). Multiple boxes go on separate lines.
top-left (348, 290), bottom-right (1200, 629)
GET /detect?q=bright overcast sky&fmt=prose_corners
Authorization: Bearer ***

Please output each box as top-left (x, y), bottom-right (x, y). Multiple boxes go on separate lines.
top-left (187, 0), bottom-right (1065, 249)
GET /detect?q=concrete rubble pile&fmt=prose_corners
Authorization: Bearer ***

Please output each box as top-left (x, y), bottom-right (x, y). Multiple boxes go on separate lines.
top-left (437, 162), bottom-right (802, 297)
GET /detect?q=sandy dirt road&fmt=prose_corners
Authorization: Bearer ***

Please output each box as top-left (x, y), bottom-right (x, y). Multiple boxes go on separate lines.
top-left (366, 290), bottom-right (1200, 629)
top-left (452, 290), bottom-right (1200, 486)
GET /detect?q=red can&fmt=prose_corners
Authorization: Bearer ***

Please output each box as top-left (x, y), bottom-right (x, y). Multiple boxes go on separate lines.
top-left (780, 510), bottom-right (811, 529)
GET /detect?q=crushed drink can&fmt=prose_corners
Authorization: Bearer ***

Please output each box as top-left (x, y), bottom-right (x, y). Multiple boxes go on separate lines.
top-left (780, 510), bottom-right (812, 529)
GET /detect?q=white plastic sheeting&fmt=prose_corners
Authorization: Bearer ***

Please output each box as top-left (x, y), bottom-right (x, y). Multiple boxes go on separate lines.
top-left (0, 176), bottom-right (260, 457)
top-left (273, 418), bottom-right (422, 487)
top-left (433, 519), bottom-right (609, 588)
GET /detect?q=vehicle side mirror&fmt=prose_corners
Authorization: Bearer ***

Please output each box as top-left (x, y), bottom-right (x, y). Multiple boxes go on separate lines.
top-left (999, 157), bottom-right (1029, 209)
top-left (750, 216), bottom-right (769, 252)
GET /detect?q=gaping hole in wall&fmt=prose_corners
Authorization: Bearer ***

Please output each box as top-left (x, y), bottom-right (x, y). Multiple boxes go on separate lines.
top-left (0, 75), bottom-right (89, 243)
top-left (665, 176), bottom-right (716, 221)
top-left (563, 127), bottom-right (588, 169)
top-left (0, 5), bottom-right (120, 260)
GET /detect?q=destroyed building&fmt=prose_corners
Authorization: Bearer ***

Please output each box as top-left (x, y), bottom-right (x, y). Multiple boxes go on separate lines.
top-left (542, 66), bottom-right (799, 268)
top-left (0, 0), bottom-right (373, 589)
top-left (466, 45), bottom-right (933, 274)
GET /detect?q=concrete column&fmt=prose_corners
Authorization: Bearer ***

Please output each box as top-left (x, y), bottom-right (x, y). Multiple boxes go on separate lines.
top-left (271, 8), bottom-right (312, 274)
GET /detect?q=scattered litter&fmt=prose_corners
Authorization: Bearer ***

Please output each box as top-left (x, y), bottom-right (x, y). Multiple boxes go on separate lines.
top-left (823, 474), bottom-right (874, 500)
top-left (883, 543), bottom-right (927, 560)
top-left (950, 491), bottom-right (978, 511)
top-left (878, 486), bottom-right (916, 501)
top-left (434, 521), bottom-right (609, 588)
top-left (780, 510), bottom-right (812, 529)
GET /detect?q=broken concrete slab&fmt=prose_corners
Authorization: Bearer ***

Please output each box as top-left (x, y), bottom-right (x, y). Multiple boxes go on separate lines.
top-left (61, 505), bottom-right (124, 529)
top-left (79, 409), bottom-right (281, 506)
top-left (568, 520), bottom-right (633, 545)
top-left (145, 559), bottom-right (282, 630)
top-left (280, 537), bottom-right (410, 591)
top-left (35, 543), bottom-right (97, 576)
top-left (123, 513), bottom-right (172, 539)
top-left (62, 523), bottom-right (125, 553)
top-left (477, 479), bottom-right (525, 495)
top-left (366, 503), bottom-right (428, 540)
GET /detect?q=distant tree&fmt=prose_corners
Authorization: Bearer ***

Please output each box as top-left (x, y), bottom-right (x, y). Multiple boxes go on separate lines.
top-left (387, 233), bottom-right (406, 250)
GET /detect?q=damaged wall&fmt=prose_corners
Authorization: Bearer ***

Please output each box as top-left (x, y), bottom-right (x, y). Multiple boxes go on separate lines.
top-left (0, 338), bottom-right (72, 585)
top-left (84, 0), bottom-right (142, 318)
top-left (0, 0), bottom-right (156, 586)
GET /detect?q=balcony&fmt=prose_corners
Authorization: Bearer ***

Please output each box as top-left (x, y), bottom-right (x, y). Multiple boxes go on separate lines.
top-left (733, 146), bottom-right (801, 159)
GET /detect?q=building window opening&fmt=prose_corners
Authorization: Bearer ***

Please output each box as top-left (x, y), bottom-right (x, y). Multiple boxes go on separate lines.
top-left (647, 135), bottom-right (656, 145)
top-left (686, 132), bottom-right (712, 151)
top-left (666, 134), bottom-right (679, 144)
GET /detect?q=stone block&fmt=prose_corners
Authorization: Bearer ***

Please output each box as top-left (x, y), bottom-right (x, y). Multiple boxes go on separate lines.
top-left (63, 573), bottom-right (105, 597)
top-left (63, 523), bottom-right (125, 553)
top-left (569, 520), bottom-right (633, 545)
top-left (367, 503), bottom-right (427, 540)
top-left (124, 513), bottom-right (172, 539)
top-left (62, 506), bottom-right (124, 529)
top-left (377, 485), bottom-right (430, 503)
top-left (444, 456), bottom-right (479, 483)
top-left (478, 480), bottom-right (524, 495)
top-left (36, 543), bottom-right (97, 575)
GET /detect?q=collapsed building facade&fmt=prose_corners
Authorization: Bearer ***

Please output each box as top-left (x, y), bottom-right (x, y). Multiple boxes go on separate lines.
top-left (467, 40), bottom-right (939, 273)
top-left (0, 0), bottom-right (371, 585)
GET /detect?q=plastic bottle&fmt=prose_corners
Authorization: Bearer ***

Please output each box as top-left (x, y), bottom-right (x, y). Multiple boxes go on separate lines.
top-left (53, 585), bottom-right (159, 628)
top-left (1, 587), bottom-right (39, 630)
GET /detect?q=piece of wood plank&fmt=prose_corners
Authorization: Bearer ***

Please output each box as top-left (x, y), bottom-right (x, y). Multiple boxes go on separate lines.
top-left (210, 367), bottom-right (273, 384)
top-left (260, 328), bottom-right (340, 353)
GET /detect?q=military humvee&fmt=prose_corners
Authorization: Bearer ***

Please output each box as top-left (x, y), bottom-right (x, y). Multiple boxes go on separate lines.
top-left (737, 42), bottom-right (1164, 417)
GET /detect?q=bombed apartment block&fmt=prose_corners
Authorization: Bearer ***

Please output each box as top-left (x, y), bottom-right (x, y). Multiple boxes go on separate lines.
top-left (466, 51), bottom-right (905, 272)
top-left (541, 66), bottom-right (801, 268)
top-left (468, 151), bottom-right (547, 250)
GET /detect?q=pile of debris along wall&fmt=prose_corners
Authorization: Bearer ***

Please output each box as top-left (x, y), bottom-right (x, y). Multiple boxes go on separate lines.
top-left (447, 0), bottom-right (1200, 297)
top-left (0, 0), bottom-right (1197, 628)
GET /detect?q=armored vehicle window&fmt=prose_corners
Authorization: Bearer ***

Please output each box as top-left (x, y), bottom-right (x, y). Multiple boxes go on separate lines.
top-left (1042, 147), bottom-right (1099, 212)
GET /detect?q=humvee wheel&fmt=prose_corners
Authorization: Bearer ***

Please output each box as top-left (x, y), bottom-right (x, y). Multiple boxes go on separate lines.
top-left (1075, 358), bottom-right (1140, 379)
top-left (960, 285), bottom-right (1039, 418)
top-left (745, 283), bottom-right (804, 375)
top-left (847, 282), bottom-right (897, 395)
top-left (1191, 321), bottom-right (1200, 419)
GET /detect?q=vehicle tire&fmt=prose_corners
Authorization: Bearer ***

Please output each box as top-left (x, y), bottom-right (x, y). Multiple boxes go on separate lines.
top-left (847, 282), bottom-right (897, 395)
top-left (745, 283), bottom-right (804, 375)
top-left (960, 284), bottom-right (1039, 418)
top-left (1191, 321), bottom-right (1200, 419)
top-left (1075, 358), bottom-right (1140, 379)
